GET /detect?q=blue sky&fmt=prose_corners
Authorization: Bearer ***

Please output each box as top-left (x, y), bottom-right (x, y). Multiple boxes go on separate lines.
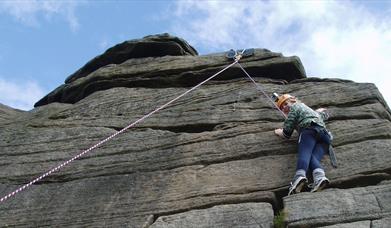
top-left (0, 0), bottom-right (390, 111)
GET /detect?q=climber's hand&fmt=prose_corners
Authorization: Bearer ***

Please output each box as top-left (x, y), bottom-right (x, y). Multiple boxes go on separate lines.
top-left (274, 128), bottom-right (284, 137)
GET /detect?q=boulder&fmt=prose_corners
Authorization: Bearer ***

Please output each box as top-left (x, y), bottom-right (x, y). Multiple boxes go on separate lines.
top-left (65, 33), bottom-right (198, 84)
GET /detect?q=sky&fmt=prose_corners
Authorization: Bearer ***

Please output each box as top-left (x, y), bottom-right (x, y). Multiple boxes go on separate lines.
top-left (0, 0), bottom-right (390, 111)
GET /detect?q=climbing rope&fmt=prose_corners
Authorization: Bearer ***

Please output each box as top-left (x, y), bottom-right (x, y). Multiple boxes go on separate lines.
top-left (0, 59), bottom-right (239, 204)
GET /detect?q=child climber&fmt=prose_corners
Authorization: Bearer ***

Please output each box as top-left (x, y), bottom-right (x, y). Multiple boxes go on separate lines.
top-left (273, 93), bottom-right (334, 195)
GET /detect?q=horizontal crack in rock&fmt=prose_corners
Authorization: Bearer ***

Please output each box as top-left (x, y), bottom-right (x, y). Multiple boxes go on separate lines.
top-left (142, 123), bottom-right (218, 133)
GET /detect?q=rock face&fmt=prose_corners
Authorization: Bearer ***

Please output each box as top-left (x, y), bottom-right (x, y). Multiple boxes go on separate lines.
top-left (1, 34), bottom-right (390, 227)
top-left (67, 33), bottom-right (198, 83)
top-left (0, 104), bottom-right (25, 124)
top-left (285, 181), bottom-right (391, 227)
top-left (150, 203), bottom-right (274, 228)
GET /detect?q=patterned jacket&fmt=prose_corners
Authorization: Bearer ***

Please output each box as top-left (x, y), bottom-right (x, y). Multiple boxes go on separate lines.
top-left (282, 103), bottom-right (329, 139)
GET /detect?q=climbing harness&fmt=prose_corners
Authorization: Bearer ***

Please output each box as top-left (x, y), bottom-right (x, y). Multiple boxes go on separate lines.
top-left (0, 48), bottom-right (291, 204)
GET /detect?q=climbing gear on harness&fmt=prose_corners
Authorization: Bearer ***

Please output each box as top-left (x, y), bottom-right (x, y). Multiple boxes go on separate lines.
top-left (328, 145), bottom-right (338, 168)
top-left (325, 130), bottom-right (337, 168)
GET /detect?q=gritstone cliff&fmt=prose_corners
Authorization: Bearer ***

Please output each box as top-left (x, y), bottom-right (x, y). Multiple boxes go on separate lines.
top-left (1, 33), bottom-right (391, 227)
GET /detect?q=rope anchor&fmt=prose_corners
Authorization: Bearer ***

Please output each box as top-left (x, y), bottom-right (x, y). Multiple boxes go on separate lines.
top-left (225, 48), bottom-right (255, 61)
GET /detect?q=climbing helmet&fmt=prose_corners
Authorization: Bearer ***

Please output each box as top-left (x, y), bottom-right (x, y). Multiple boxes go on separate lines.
top-left (272, 93), bottom-right (294, 110)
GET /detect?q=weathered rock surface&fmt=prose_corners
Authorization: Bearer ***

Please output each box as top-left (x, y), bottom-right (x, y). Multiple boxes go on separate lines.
top-left (284, 181), bottom-right (391, 227)
top-left (149, 203), bottom-right (274, 228)
top-left (66, 33), bottom-right (198, 83)
top-left (372, 217), bottom-right (391, 228)
top-left (1, 35), bottom-right (390, 227)
top-left (321, 221), bottom-right (371, 228)
top-left (0, 103), bottom-right (25, 124)
top-left (320, 218), bottom-right (391, 228)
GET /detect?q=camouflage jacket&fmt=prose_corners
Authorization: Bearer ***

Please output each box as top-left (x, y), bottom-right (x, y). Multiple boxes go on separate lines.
top-left (282, 103), bottom-right (329, 139)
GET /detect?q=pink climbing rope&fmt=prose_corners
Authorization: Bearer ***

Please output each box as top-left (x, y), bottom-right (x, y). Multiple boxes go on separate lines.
top-left (0, 60), bottom-right (239, 203)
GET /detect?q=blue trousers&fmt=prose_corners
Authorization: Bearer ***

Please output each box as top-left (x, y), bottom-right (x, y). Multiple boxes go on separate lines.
top-left (297, 127), bottom-right (330, 172)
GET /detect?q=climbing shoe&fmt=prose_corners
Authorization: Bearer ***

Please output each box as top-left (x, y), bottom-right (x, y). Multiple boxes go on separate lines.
top-left (309, 176), bottom-right (330, 193)
top-left (288, 176), bottom-right (308, 196)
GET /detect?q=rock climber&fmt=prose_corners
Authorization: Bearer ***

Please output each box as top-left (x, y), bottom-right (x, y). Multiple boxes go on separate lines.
top-left (273, 93), bottom-right (334, 195)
